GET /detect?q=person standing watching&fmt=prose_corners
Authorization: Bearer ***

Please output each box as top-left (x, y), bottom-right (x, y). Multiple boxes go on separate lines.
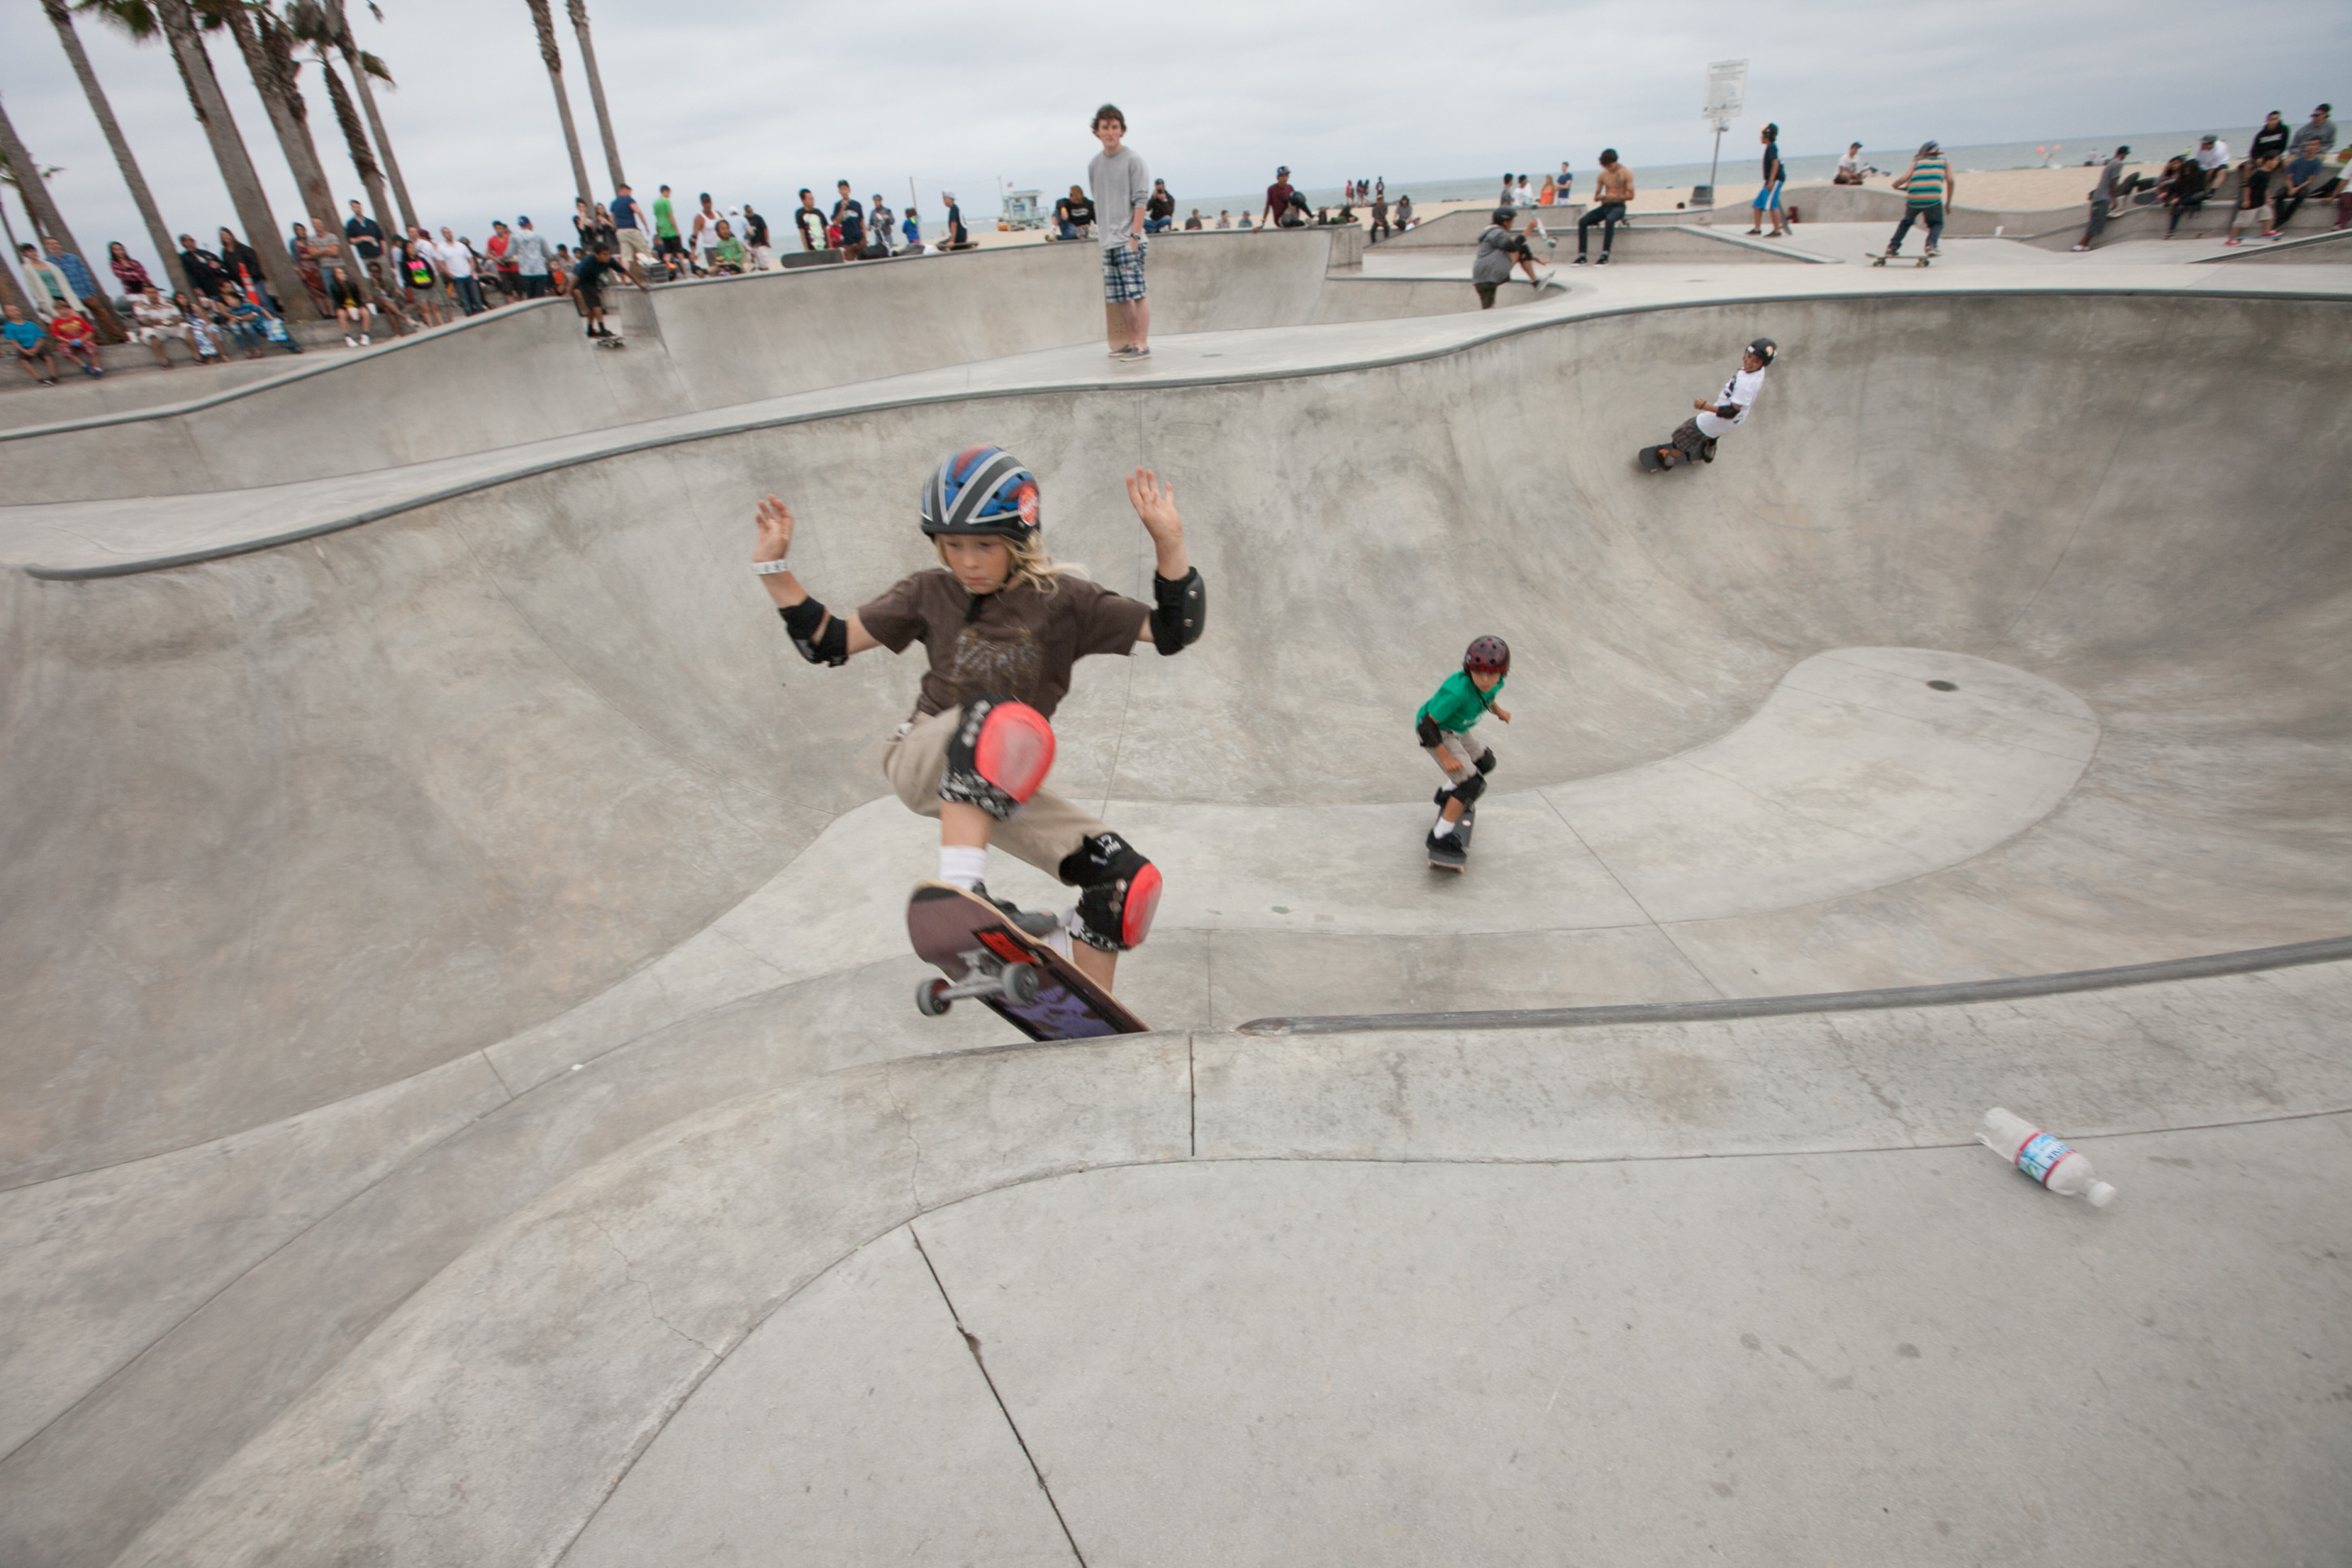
top-left (344, 198), bottom-right (392, 302)
top-left (435, 226), bottom-right (486, 314)
top-left (744, 204), bottom-right (773, 270)
top-left (41, 234), bottom-right (125, 340)
top-left (609, 184), bottom-right (654, 281)
top-left (1259, 165), bottom-right (1295, 231)
top-left (2074, 146), bottom-right (2129, 251)
top-left (793, 189), bottom-right (828, 253)
top-left (832, 181), bottom-right (867, 256)
top-left (1089, 103), bottom-right (1152, 360)
top-left (1749, 124), bottom-right (1788, 235)
top-left (511, 217), bottom-right (555, 297)
top-left (652, 185), bottom-right (685, 271)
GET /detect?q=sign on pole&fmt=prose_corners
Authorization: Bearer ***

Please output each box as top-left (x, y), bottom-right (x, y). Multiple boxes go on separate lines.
top-left (1702, 58), bottom-right (1748, 132)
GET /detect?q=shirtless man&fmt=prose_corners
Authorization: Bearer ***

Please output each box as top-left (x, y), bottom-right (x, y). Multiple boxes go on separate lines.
top-left (1576, 149), bottom-right (1635, 264)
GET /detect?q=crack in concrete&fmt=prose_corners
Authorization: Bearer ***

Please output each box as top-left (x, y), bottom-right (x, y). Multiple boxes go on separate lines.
top-left (587, 1217), bottom-right (716, 1359)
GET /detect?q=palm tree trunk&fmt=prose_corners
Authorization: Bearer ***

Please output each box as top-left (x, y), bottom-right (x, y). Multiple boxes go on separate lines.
top-left (313, 47), bottom-right (409, 333)
top-left (0, 93), bottom-right (127, 339)
top-left (40, 0), bottom-right (188, 296)
top-left (219, 5), bottom-right (383, 318)
top-left (525, 0), bottom-right (594, 209)
top-left (326, 0), bottom-right (417, 234)
top-left (152, 0), bottom-right (318, 320)
top-left (0, 190), bottom-right (35, 317)
top-left (565, 0), bottom-right (625, 192)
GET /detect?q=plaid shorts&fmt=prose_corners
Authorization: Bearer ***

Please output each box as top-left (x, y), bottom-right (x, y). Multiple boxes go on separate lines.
top-left (1100, 239), bottom-right (1148, 302)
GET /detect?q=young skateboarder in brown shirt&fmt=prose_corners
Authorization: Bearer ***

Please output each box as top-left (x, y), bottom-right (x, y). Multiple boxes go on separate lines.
top-left (753, 445), bottom-right (1206, 993)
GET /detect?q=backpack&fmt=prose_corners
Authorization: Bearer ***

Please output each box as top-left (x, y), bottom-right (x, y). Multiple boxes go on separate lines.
top-left (405, 253), bottom-right (435, 288)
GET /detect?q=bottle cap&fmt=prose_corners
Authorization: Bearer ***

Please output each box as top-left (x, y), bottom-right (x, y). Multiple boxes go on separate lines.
top-left (2086, 1181), bottom-right (2117, 1208)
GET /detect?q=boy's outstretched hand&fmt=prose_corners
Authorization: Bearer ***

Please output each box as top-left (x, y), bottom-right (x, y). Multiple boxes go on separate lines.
top-left (1495, 705), bottom-right (1513, 723)
top-left (754, 494), bottom-right (795, 564)
top-left (1126, 468), bottom-right (1190, 581)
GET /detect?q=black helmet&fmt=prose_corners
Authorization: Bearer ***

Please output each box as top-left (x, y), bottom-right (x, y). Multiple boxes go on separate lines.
top-left (1492, 208), bottom-right (1515, 224)
top-left (1464, 635), bottom-right (1511, 676)
top-left (1746, 337), bottom-right (1778, 364)
top-left (919, 446), bottom-right (1039, 539)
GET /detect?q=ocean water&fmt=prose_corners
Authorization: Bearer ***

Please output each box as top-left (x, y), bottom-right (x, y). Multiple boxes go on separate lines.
top-left (1158, 127), bottom-right (2263, 222)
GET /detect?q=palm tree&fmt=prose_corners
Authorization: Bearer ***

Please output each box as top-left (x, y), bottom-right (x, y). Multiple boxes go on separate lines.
top-left (0, 91), bottom-right (128, 336)
top-left (525, 0), bottom-right (593, 209)
top-left (88, 0), bottom-right (318, 319)
top-left (317, 0), bottom-right (416, 235)
top-left (0, 152), bottom-right (46, 317)
top-left (565, 0), bottom-right (624, 193)
top-left (287, 3), bottom-right (402, 300)
top-left (210, 1), bottom-right (387, 316)
top-left (41, 0), bottom-right (187, 295)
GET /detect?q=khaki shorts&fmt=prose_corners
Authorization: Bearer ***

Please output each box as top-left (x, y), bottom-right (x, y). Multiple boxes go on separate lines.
top-left (883, 706), bottom-right (1110, 881)
top-left (1425, 728), bottom-right (1489, 784)
top-left (616, 228), bottom-right (655, 262)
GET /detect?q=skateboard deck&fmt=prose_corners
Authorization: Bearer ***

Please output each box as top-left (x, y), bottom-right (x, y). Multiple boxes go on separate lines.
top-left (594, 335), bottom-right (628, 348)
top-left (906, 880), bottom-right (1147, 1040)
top-left (1869, 253), bottom-right (1932, 267)
top-left (1639, 444), bottom-right (1675, 471)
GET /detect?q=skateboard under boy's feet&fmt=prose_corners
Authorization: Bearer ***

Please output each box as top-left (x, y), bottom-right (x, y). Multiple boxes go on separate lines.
top-left (1639, 444), bottom-right (1681, 471)
top-left (1869, 252), bottom-right (1931, 267)
top-left (906, 880), bottom-right (1147, 1040)
top-left (1425, 809), bottom-right (1473, 871)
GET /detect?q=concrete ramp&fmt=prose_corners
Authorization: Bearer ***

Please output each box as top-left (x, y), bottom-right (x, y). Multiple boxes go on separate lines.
top-left (4, 285), bottom-right (2350, 1566)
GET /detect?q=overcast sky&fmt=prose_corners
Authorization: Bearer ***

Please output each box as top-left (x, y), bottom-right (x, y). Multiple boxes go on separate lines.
top-left (2, 0), bottom-right (2344, 278)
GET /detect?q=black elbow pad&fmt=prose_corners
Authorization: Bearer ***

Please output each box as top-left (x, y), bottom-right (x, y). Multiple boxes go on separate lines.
top-left (1416, 714), bottom-right (1442, 749)
top-left (1715, 404), bottom-right (1740, 421)
top-left (1149, 568), bottom-right (1204, 655)
top-left (779, 598), bottom-right (849, 667)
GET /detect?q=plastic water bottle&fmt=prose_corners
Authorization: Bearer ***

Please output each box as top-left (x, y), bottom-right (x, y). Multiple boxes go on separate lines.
top-left (1978, 1108), bottom-right (2117, 1207)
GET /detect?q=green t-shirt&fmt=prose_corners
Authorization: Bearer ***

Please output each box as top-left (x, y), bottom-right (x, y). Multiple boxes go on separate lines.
top-left (653, 197), bottom-right (678, 239)
top-left (1416, 669), bottom-right (1503, 735)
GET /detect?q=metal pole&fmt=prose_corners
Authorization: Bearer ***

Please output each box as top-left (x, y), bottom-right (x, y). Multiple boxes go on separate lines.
top-left (1708, 125), bottom-right (1723, 195)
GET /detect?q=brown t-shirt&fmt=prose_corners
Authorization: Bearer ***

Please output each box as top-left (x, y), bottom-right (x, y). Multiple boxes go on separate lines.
top-left (858, 568), bottom-right (1148, 720)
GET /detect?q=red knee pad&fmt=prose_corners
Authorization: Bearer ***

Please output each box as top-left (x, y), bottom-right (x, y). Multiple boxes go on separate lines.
top-left (942, 694), bottom-right (1055, 820)
top-left (1117, 860), bottom-right (1163, 948)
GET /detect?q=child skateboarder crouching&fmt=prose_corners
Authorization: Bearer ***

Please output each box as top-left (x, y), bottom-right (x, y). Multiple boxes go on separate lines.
top-left (1645, 336), bottom-right (1775, 470)
top-left (1417, 636), bottom-right (1512, 868)
top-left (753, 445), bottom-right (1207, 992)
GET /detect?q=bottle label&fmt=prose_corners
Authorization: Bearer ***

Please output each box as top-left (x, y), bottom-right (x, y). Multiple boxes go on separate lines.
top-left (2015, 1132), bottom-right (2071, 1186)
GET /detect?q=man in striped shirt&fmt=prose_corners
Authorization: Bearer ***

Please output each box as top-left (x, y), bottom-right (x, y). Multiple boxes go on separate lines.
top-left (1883, 140), bottom-right (1956, 259)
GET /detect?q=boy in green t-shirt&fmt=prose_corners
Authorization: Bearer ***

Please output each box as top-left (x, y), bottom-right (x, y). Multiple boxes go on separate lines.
top-left (652, 184), bottom-right (683, 268)
top-left (1415, 636), bottom-right (1512, 867)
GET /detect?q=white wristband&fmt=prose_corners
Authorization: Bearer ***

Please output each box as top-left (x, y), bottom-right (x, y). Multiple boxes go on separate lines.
top-left (752, 559), bottom-right (793, 576)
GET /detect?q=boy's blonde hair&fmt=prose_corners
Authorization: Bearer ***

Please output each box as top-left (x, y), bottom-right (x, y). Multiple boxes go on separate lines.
top-left (934, 532), bottom-right (1089, 597)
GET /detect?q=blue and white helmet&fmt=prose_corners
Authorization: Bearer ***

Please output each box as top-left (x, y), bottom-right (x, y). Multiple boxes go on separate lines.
top-left (920, 445), bottom-right (1040, 539)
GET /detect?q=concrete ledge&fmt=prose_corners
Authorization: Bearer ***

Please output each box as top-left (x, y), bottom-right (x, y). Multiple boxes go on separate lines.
top-left (113, 958), bottom-right (2352, 1564)
top-left (2197, 227), bottom-right (2352, 263)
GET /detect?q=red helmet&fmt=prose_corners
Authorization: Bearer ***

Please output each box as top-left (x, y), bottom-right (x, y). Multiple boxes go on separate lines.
top-left (1463, 635), bottom-right (1511, 675)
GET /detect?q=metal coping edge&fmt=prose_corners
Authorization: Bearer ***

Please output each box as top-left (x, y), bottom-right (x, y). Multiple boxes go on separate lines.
top-left (1234, 933), bottom-right (2352, 1037)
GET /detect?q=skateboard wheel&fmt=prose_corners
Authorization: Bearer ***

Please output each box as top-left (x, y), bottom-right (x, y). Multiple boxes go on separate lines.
top-left (1003, 964), bottom-right (1041, 1005)
top-left (917, 977), bottom-right (953, 1017)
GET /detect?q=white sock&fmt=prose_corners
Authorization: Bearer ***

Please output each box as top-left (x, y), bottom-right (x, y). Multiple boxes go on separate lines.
top-left (1044, 911), bottom-right (1077, 960)
top-left (938, 844), bottom-right (988, 891)
top-left (1431, 819), bottom-right (1457, 839)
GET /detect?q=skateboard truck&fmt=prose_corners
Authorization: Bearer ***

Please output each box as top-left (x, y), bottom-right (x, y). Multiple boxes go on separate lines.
top-left (915, 944), bottom-right (1042, 1015)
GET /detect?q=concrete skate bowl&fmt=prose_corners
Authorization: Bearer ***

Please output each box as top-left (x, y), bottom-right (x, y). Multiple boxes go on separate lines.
top-left (0, 227), bottom-right (1539, 490)
top-left (4, 287), bottom-right (2351, 1566)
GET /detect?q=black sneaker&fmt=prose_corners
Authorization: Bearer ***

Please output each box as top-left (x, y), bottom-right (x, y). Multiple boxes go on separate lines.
top-left (971, 881), bottom-right (1061, 939)
top-left (1596, 253), bottom-right (1611, 265)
